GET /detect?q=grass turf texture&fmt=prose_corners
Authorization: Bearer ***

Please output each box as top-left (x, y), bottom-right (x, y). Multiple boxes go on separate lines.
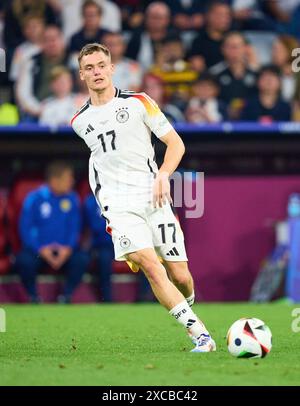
top-left (0, 303), bottom-right (299, 386)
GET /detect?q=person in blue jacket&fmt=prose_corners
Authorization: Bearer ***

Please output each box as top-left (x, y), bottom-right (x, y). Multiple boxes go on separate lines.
top-left (83, 194), bottom-right (114, 302)
top-left (16, 161), bottom-right (89, 303)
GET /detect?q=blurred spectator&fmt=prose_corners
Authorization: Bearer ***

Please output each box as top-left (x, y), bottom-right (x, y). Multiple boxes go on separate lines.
top-left (185, 73), bottom-right (227, 123)
top-left (264, 1), bottom-right (300, 37)
top-left (210, 31), bottom-right (258, 119)
top-left (9, 14), bottom-right (45, 83)
top-left (0, 3), bottom-right (5, 49)
top-left (142, 73), bottom-right (185, 123)
top-left (96, 0), bottom-right (121, 32)
top-left (16, 25), bottom-right (71, 121)
top-left (188, 0), bottom-right (232, 72)
top-left (69, 0), bottom-right (109, 55)
top-left (0, 4), bottom-right (8, 98)
top-left (126, 1), bottom-right (173, 70)
top-left (165, 0), bottom-right (205, 31)
top-left (264, 0), bottom-right (300, 26)
top-left (83, 194), bottom-right (114, 302)
top-left (232, 0), bottom-right (277, 31)
top-left (59, 0), bottom-right (121, 42)
top-left (74, 71), bottom-right (90, 110)
top-left (149, 34), bottom-right (198, 110)
top-left (0, 102), bottom-right (19, 125)
top-left (3, 0), bottom-right (60, 52)
top-left (15, 161), bottom-right (89, 303)
top-left (113, 0), bottom-right (144, 31)
top-left (39, 66), bottom-right (77, 126)
top-left (272, 35), bottom-right (299, 102)
top-left (102, 31), bottom-right (143, 91)
top-left (245, 38), bottom-right (260, 71)
top-left (289, 4), bottom-right (300, 39)
top-left (241, 65), bottom-right (291, 122)
top-left (293, 75), bottom-right (300, 121)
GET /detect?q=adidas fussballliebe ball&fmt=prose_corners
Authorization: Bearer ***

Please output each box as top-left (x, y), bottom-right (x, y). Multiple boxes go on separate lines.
top-left (227, 318), bottom-right (272, 358)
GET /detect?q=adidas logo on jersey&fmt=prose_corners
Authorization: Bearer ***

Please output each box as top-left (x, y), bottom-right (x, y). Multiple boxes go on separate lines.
top-left (85, 124), bottom-right (95, 134)
top-left (166, 247), bottom-right (180, 256)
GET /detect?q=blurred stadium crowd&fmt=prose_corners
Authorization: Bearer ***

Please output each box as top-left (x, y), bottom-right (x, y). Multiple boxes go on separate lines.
top-left (1, 0), bottom-right (300, 126)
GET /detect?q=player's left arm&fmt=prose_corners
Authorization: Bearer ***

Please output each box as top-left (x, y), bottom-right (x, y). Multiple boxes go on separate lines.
top-left (138, 92), bottom-right (185, 207)
top-left (154, 129), bottom-right (185, 207)
top-left (159, 129), bottom-right (186, 176)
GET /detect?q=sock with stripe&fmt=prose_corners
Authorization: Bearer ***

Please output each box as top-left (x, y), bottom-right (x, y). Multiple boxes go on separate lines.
top-left (186, 292), bottom-right (195, 307)
top-left (169, 300), bottom-right (208, 339)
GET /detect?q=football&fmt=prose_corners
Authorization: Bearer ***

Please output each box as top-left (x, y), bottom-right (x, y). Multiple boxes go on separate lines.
top-left (227, 318), bottom-right (272, 358)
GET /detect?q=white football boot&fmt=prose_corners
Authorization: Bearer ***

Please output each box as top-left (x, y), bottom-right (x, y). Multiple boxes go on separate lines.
top-left (190, 333), bottom-right (217, 353)
top-left (187, 318), bottom-right (211, 345)
top-left (187, 330), bottom-right (198, 345)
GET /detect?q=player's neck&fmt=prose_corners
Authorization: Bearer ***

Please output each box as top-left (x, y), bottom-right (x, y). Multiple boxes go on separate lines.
top-left (89, 85), bottom-right (116, 106)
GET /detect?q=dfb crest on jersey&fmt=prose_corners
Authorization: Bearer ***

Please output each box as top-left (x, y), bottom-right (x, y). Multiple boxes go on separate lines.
top-left (116, 107), bottom-right (129, 123)
top-left (119, 235), bottom-right (131, 248)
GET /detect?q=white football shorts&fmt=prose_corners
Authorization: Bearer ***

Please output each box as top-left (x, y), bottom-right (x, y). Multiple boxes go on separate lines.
top-left (103, 203), bottom-right (188, 263)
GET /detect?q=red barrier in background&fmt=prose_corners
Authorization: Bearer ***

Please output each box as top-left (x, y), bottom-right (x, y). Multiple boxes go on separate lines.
top-left (181, 176), bottom-right (300, 301)
top-left (1, 175), bottom-right (299, 303)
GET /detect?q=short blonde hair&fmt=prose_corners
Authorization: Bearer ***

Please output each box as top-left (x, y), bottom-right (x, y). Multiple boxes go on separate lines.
top-left (78, 43), bottom-right (111, 67)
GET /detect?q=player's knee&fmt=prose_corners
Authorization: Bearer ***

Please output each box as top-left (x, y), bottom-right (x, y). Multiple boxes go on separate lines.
top-left (140, 258), bottom-right (163, 280)
top-left (129, 251), bottom-right (159, 270)
top-left (170, 266), bottom-right (192, 287)
top-left (130, 253), bottom-right (165, 285)
top-left (172, 272), bottom-right (192, 287)
top-left (143, 266), bottom-right (166, 288)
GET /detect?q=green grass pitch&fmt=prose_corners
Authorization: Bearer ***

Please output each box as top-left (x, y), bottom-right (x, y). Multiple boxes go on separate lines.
top-left (0, 303), bottom-right (300, 386)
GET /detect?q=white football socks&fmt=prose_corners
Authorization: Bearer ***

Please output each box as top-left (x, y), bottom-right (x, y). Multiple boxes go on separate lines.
top-left (186, 292), bottom-right (195, 307)
top-left (169, 300), bottom-right (208, 339)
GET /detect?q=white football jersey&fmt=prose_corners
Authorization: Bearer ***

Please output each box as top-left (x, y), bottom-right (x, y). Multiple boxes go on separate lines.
top-left (71, 88), bottom-right (173, 211)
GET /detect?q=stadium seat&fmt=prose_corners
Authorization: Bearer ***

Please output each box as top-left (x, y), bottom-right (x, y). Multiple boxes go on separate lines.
top-left (113, 260), bottom-right (132, 274)
top-left (76, 179), bottom-right (91, 202)
top-left (0, 195), bottom-right (7, 252)
top-left (7, 178), bottom-right (43, 253)
top-left (0, 194), bottom-right (10, 274)
top-left (0, 256), bottom-right (10, 275)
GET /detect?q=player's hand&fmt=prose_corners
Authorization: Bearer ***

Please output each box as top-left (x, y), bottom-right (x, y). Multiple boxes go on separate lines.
top-left (153, 171), bottom-right (172, 208)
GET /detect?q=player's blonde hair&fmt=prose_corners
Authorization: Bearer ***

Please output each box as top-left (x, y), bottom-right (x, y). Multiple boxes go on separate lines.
top-left (78, 43), bottom-right (111, 67)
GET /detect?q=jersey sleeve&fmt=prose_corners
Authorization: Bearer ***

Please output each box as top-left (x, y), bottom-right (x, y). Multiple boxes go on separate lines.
top-left (71, 115), bottom-right (83, 138)
top-left (71, 105), bottom-right (89, 138)
top-left (137, 93), bottom-right (173, 138)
